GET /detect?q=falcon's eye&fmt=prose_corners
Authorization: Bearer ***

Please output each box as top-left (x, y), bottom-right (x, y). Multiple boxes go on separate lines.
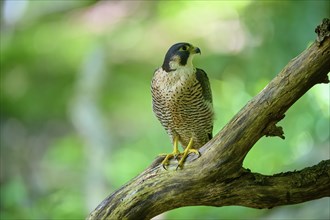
top-left (181, 45), bottom-right (188, 51)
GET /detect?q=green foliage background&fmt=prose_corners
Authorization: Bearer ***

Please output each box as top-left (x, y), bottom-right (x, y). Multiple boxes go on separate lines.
top-left (1, 0), bottom-right (329, 219)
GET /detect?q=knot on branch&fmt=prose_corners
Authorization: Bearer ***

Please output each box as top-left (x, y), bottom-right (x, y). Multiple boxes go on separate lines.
top-left (264, 124), bottom-right (285, 139)
top-left (315, 18), bottom-right (330, 45)
top-left (263, 122), bottom-right (285, 140)
top-left (263, 115), bottom-right (285, 139)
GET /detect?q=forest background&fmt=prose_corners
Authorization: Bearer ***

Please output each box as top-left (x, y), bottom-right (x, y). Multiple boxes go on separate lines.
top-left (1, 1), bottom-right (329, 219)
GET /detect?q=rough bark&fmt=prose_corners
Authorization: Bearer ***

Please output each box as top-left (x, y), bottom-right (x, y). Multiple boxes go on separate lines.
top-left (87, 18), bottom-right (330, 220)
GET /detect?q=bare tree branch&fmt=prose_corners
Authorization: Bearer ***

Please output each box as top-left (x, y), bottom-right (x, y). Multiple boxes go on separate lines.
top-left (87, 18), bottom-right (330, 220)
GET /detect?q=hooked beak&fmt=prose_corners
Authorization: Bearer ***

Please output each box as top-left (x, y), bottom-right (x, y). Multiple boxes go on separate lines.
top-left (191, 46), bottom-right (201, 55)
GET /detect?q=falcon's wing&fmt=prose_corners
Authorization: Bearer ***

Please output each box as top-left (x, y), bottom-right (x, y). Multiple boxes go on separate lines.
top-left (195, 68), bottom-right (213, 140)
top-left (195, 68), bottom-right (212, 104)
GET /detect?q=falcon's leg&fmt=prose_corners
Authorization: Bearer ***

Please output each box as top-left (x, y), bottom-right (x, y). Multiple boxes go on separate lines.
top-left (176, 138), bottom-right (200, 170)
top-left (160, 136), bottom-right (180, 169)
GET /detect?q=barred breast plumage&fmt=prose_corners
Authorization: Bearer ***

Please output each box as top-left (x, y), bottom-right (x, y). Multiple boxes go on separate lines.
top-left (151, 42), bottom-right (213, 169)
top-left (151, 62), bottom-right (213, 149)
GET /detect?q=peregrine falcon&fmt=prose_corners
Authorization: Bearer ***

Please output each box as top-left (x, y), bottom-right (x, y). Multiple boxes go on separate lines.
top-left (151, 42), bottom-right (214, 169)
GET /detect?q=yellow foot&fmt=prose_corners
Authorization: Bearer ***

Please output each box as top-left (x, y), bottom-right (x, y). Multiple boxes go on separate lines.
top-left (160, 136), bottom-right (180, 170)
top-left (176, 138), bottom-right (200, 170)
top-left (160, 151), bottom-right (180, 169)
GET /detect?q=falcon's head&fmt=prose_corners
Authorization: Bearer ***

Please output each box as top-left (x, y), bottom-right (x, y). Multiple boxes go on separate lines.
top-left (162, 42), bottom-right (201, 72)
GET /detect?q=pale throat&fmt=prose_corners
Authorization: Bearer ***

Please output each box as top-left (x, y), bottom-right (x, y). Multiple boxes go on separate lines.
top-left (169, 55), bottom-right (195, 76)
top-left (162, 56), bottom-right (196, 91)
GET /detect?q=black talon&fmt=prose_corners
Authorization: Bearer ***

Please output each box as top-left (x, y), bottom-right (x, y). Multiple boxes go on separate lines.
top-left (197, 150), bottom-right (201, 158)
top-left (162, 164), bottom-right (168, 170)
